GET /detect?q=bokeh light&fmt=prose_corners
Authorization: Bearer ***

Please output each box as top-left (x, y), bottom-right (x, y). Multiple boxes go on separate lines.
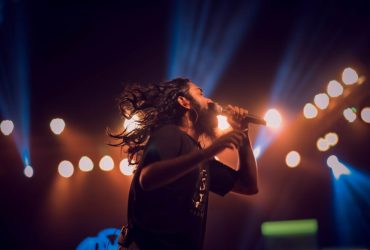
top-left (119, 158), bottom-right (135, 176)
top-left (285, 151), bottom-right (301, 168)
top-left (217, 115), bottom-right (231, 130)
top-left (264, 109), bottom-right (282, 129)
top-left (79, 156), bottom-right (94, 172)
top-left (326, 80), bottom-right (344, 97)
top-left (303, 103), bottom-right (318, 119)
top-left (99, 155), bottom-right (114, 171)
top-left (342, 67), bottom-right (358, 85)
top-left (325, 132), bottom-right (339, 146)
top-left (50, 118), bottom-right (65, 135)
top-left (0, 120), bottom-right (14, 136)
top-left (24, 165), bottom-right (34, 178)
top-left (360, 107), bottom-right (370, 123)
top-left (314, 93), bottom-right (330, 110)
top-left (317, 137), bottom-right (330, 152)
top-left (123, 115), bottom-right (140, 133)
top-left (326, 155), bottom-right (351, 180)
top-left (58, 160), bottom-right (74, 178)
top-left (343, 107), bottom-right (357, 122)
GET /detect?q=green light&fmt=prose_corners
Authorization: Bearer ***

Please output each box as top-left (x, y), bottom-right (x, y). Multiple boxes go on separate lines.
top-left (261, 219), bottom-right (318, 236)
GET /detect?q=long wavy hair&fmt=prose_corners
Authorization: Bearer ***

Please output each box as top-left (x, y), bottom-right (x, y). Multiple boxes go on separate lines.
top-left (108, 78), bottom-right (191, 165)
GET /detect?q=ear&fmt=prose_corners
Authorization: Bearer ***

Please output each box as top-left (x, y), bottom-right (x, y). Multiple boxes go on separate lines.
top-left (177, 95), bottom-right (191, 110)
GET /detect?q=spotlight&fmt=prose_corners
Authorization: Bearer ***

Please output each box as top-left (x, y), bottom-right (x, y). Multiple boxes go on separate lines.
top-left (342, 67), bottom-right (358, 85)
top-left (326, 80), bottom-right (344, 97)
top-left (324, 132), bottom-right (339, 146)
top-left (303, 103), bottom-right (318, 119)
top-left (58, 160), bottom-right (74, 178)
top-left (360, 107), bottom-right (370, 123)
top-left (99, 155), bottom-right (114, 171)
top-left (0, 120), bottom-right (14, 136)
top-left (119, 158), bottom-right (135, 176)
top-left (314, 93), bottom-right (330, 110)
top-left (24, 165), bottom-right (34, 178)
top-left (123, 115), bottom-right (139, 133)
top-left (264, 109), bottom-right (282, 129)
top-left (326, 155), bottom-right (351, 180)
top-left (285, 151), bottom-right (301, 168)
top-left (343, 107), bottom-right (357, 123)
top-left (317, 137), bottom-right (330, 152)
top-left (79, 156), bottom-right (94, 172)
top-left (217, 115), bottom-right (231, 130)
top-left (253, 146), bottom-right (261, 159)
top-left (50, 118), bottom-right (65, 135)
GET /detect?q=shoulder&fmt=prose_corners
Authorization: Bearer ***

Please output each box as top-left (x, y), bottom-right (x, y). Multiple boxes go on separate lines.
top-left (151, 124), bottom-right (184, 139)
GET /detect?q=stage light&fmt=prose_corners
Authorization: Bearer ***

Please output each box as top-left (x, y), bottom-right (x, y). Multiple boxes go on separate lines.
top-left (303, 103), bottom-right (318, 119)
top-left (58, 160), bottom-right (74, 178)
top-left (123, 115), bottom-right (139, 133)
top-left (343, 107), bottom-right (357, 122)
top-left (326, 80), bottom-right (344, 97)
top-left (253, 146), bottom-right (261, 159)
top-left (360, 107), bottom-right (370, 123)
top-left (119, 158), bottom-right (135, 176)
top-left (285, 151), bottom-right (301, 168)
top-left (342, 67), bottom-right (358, 85)
top-left (217, 115), bottom-right (230, 130)
top-left (50, 118), bottom-right (65, 135)
top-left (99, 155), bottom-right (114, 171)
top-left (0, 120), bottom-right (14, 136)
top-left (24, 165), bottom-right (34, 178)
top-left (317, 138), bottom-right (330, 152)
top-left (325, 132), bottom-right (339, 146)
top-left (314, 93), bottom-right (330, 110)
top-left (264, 109), bottom-right (282, 128)
top-left (79, 156), bottom-right (94, 172)
top-left (326, 155), bottom-right (351, 180)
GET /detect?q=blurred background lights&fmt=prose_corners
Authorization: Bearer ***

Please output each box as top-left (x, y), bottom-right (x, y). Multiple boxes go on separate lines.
top-left (314, 93), bottom-right (330, 110)
top-left (326, 155), bottom-right (351, 180)
top-left (50, 118), bottom-right (65, 135)
top-left (24, 165), bottom-right (34, 178)
top-left (99, 155), bottom-right (114, 171)
top-left (0, 120), bottom-right (14, 136)
top-left (285, 151), bottom-right (301, 168)
top-left (264, 109), bottom-right (282, 128)
top-left (343, 107), bottom-right (357, 122)
top-left (253, 146), bottom-right (261, 159)
top-left (123, 114), bottom-right (139, 133)
top-left (217, 115), bottom-right (231, 130)
top-left (119, 158), bottom-right (135, 176)
top-left (58, 160), bottom-right (74, 178)
top-left (326, 80), bottom-right (344, 97)
top-left (303, 103), bottom-right (318, 119)
top-left (317, 137), bottom-right (330, 152)
top-left (360, 107), bottom-right (370, 123)
top-left (325, 132), bottom-right (339, 146)
top-left (79, 156), bottom-right (94, 172)
top-left (342, 67), bottom-right (358, 85)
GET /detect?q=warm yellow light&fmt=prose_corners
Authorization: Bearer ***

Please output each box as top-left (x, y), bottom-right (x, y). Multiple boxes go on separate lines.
top-left (99, 155), bottom-right (114, 171)
top-left (303, 103), bottom-right (318, 119)
top-left (317, 138), bottom-right (330, 152)
top-left (285, 151), bottom-right (301, 168)
top-left (58, 160), bottom-right (74, 178)
top-left (24, 165), bottom-right (34, 178)
top-left (217, 115), bottom-right (231, 130)
top-left (264, 109), bottom-right (282, 128)
top-left (50, 118), bottom-right (65, 135)
top-left (123, 115), bottom-right (140, 133)
top-left (0, 120), bottom-right (14, 136)
top-left (342, 67), bottom-right (358, 85)
top-left (314, 93), bottom-right (330, 110)
top-left (79, 156), bottom-right (94, 172)
top-left (325, 132), bottom-right (339, 146)
top-left (326, 80), bottom-right (343, 97)
top-left (119, 158), bottom-right (135, 176)
top-left (360, 107), bottom-right (370, 123)
top-left (343, 108), bottom-right (357, 122)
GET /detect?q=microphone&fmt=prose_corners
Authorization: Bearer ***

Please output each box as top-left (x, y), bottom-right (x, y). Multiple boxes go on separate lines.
top-left (213, 103), bottom-right (266, 126)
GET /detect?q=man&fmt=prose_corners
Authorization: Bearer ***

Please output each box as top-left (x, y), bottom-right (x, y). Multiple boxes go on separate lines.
top-left (111, 78), bottom-right (258, 249)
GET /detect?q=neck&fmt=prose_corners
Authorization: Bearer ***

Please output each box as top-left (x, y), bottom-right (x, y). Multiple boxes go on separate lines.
top-left (178, 112), bottom-right (201, 141)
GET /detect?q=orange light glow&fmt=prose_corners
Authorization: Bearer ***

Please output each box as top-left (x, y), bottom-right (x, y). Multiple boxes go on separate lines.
top-left (264, 109), bottom-right (282, 129)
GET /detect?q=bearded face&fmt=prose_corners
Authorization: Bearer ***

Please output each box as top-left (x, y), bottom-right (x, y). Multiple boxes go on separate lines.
top-left (189, 98), bottom-right (218, 140)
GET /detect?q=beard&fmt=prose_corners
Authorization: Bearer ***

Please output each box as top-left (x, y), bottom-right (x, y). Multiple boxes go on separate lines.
top-left (189, 100), bottom-right (218, 140)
